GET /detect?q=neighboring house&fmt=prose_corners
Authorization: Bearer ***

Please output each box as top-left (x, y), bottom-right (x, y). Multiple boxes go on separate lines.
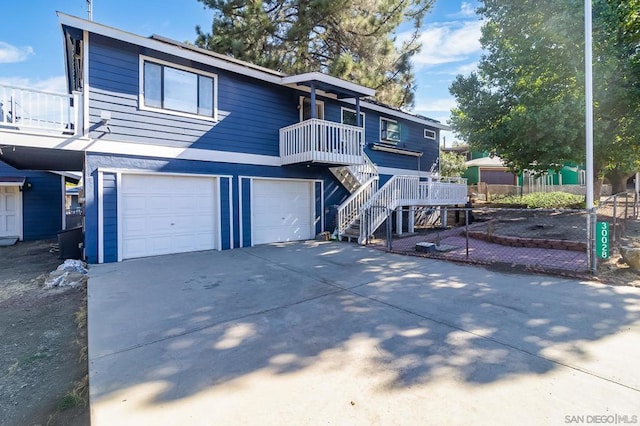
top-left (442, 145), bottom-right (585, 187)
top-left (464, 156), bottom-right (518, 185)
top-left (0, 160), bottom-right (72, 241)
top-left (0, 13), bottom-right (466, 263)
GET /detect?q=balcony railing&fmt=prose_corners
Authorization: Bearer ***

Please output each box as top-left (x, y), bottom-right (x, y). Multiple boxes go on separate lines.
top-left (417, 177), bottom-right (468, 206)
top-left (280, 118), bottom-right (364, 166)
top-left (0, 84), bottom-right (78, 135)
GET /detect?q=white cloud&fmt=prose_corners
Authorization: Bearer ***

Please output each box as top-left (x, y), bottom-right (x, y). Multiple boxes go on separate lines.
top-left (0, 76), bottom-right (67, 93)
top-left (0, 42), bottom-right (34, 63)
top-left (410, 20), bottom-right (483, 66)
top-left (448, 2), bottom-right (478, 19)
top-left (452, 61), bottom-right (479, 75)
top-left (413, 98), bottom-right (457, 113)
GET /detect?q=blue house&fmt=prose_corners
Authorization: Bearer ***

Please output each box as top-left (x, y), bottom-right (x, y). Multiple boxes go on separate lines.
top-left (0, 13), bottom-right (466, 263)
top-left (0, 160), bottom-right (71, 241)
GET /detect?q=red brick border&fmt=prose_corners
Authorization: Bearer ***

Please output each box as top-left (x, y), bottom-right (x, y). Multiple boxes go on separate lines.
top-left (467, 231), bottom-right (587, 252)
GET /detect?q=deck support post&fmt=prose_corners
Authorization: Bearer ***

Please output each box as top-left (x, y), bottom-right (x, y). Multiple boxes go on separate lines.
top-left (408, 206), bottom-right (415, 233)
top-left (396, 206), bottom-right (403, 236)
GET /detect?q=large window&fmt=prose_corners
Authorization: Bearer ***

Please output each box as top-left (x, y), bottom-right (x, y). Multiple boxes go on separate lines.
top-left (380, 117), bottom-right (400, 144)
top-left (141, 57), bottom-right (217, 120)
top-left (341, 107), bottom-right (365, 127)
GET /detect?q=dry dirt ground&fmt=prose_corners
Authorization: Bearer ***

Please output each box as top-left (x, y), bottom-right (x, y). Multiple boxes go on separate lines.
top-left (598, 219), bottom-right (640, 287)
top-left (0, 240), bottom-right (89, 426)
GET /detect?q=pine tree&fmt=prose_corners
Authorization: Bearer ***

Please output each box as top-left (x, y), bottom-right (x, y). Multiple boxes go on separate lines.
top-left (195, 0), bottom-right (434, 108)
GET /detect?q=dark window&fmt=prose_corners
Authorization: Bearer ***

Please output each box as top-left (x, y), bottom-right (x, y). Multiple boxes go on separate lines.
top-left (380, 118), bottom-right (400, 143)
top-left (342, 109), bottom-right (364, 127)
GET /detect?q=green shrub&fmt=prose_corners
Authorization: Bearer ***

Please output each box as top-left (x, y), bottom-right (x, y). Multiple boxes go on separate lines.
top-left (493, 192), bottom-right (585, 209)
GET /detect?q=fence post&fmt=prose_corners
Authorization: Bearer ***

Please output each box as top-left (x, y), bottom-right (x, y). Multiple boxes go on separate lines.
top-left (364, 208), bottom-right (369, 246)
top-left (387, 208), bottom-right (392, 251)
top-left (465, 208), bottom-right (469, 258)
top-left (625, 194), bottom-right (629, 221)
top-left (612, 194), bottom-right (617, 246)
top-left (588, 208), bottom-right (598, 274)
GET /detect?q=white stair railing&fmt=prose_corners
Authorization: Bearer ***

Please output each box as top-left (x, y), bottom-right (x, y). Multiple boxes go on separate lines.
top-left (346, 153), bottom-right (377, 186)
top-left (359, 176), bottom-right (419, 242)
top-left (336, 176), bottom-right (379, 236)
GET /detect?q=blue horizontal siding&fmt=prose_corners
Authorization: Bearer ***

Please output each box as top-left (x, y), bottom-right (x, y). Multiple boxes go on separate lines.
top-left (0, 161), bottom-right (62, 241)
top-left (87, 33), bottom-right (441, 171)
top-left (361, 111), bottom-right (440, 172)
top-left (88, 35), bottom-right (298, 157)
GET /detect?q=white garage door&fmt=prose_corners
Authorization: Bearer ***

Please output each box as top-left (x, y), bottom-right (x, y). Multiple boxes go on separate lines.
top-left (0, 186), bottom-right (21, 238)
top-left (121, 174), bottom-right (217, 259)
top-left (252, 179), bottom-right (314, 245)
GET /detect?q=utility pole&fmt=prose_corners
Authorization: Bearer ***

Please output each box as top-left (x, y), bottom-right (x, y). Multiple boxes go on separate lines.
top-left (585, 0), bottom-right (596, 273)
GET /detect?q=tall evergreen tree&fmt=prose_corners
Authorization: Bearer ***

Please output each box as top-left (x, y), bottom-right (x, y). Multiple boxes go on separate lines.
top-left (449, 0), bottom-right (640, 193)
top-left (195, 0), bottom-right (434, 108)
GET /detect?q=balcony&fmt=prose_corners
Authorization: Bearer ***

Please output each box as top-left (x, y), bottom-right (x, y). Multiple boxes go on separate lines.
top-left (0, 84), bottom-right (79, 136)
top-left (280, 118), bottom-right (364, 166)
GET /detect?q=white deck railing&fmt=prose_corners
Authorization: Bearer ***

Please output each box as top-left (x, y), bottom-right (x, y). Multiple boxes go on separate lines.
top-left (336, 176), bottom-right (379, 236)
top-left (280, 118), bottom-right (364, 165)
top-left (359, 176), bottom-right (467, 242)
top-left (0, 84), bottom-right (78, 134)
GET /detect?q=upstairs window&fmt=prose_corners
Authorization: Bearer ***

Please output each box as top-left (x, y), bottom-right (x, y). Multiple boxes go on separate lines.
top-left (380, 117), bottom-right (400, 144)
top-left (341, 107), bottom-right (365, 128)
top-left (141, 56), bottom-right (217, 120)
top-left (424, 129), bottom-right (436, 140)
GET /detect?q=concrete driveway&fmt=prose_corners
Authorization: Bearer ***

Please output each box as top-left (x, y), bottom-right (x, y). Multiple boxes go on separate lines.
top-left (88, 241), bottom-right (640, 425)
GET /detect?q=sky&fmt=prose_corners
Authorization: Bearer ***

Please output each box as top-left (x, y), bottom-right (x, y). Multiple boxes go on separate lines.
top-left (0, 0), bottom-right (483, 146)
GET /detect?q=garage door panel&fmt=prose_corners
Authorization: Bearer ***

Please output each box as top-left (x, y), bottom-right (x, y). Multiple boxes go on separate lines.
top-left (121, 175), bottom-right (217, 259)
top-left (252, 180), bottom-right (313, 245)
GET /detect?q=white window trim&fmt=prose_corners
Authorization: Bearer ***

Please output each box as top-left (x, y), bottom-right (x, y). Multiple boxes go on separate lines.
top-left (380, 117), bottom-right (400, 144)
top-left (340, 107), bottom-right (365, 128)
top-left (138, 54), bottom-right (219, 122)
top-left (299, 96), bottom-right (325, 121)
top-left (109, 170), bottom-right (232, 262)
top-left (424, 129), bottom-right (436, 140)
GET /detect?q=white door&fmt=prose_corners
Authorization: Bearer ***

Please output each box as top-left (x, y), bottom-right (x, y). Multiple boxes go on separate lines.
top-left (0, 186), bottom-right (21, 239)
top-left (121, 174), bottom-right (217, 259)
top-left (252, 179), bottom-right (314, 245)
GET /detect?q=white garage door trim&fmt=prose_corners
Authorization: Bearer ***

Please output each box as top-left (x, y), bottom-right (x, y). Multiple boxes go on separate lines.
top-left (250, 178), bottom-right (316, 246)
top-left (111, 172), bottom-right (222, 261)
top-left (0, 185), bottom-right (23, 240)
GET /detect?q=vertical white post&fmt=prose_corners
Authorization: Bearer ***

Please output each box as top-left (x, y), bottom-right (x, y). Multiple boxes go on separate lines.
top-left (408, 206), bottom-right (415, 233)
top-left (396, 206), bottom-right (403, 236)
top-left (585, 0), bottom-right (594, 210)
top-left (585, 0), bottom-right (597, 274)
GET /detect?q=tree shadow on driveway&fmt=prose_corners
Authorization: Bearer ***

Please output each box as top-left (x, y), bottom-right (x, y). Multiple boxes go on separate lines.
top-left (88, 242), bottom-right (640, 422)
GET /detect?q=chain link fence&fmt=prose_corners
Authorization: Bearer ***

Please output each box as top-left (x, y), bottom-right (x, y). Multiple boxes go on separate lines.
top-left (367, 206), bottom-right (591, 276)
top-left (595, 192), bottom-right (636, 247)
